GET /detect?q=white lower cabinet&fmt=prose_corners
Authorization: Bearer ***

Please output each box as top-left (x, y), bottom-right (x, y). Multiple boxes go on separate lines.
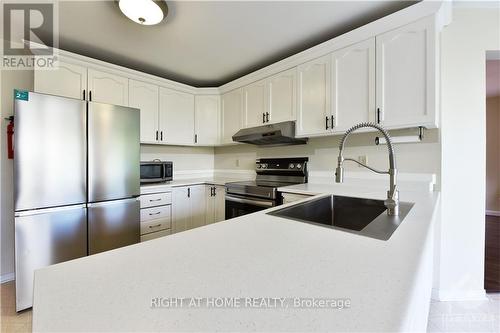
top-left (139, 191), bottom-right (172, 242)
top-left (205, 185), bottom-right (225, 224)
top-left (282, 192), bottom-right (313, 204)
top-left (140, 229), bottom-right (171, 242)
top-left (171, 185), bottom-right (206, 233)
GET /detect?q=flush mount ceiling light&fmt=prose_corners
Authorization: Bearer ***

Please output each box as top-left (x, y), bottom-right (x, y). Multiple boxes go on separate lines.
top-left (118, 0), bottom-right (168, 26)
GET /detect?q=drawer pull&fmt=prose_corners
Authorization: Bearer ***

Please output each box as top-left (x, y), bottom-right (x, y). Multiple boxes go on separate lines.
top-left (149, 198), bottom-right (162, 202)
top-left (148, 224), bottom-right (162, 229)
top-left (149, 211), bottom-right (161, 216)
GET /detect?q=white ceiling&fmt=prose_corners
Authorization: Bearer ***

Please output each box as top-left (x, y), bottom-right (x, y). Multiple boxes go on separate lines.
top-left (38, 0), bottom-right (417, 87)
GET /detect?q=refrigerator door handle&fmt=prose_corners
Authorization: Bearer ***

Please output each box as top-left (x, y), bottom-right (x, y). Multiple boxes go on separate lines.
top-left (87, 197), bottom-right (139, 208)
top-left (14, 204), bottom-right (86, 217)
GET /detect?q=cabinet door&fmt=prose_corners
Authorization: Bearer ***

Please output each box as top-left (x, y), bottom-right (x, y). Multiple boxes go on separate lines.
top-left (268, 68), bottom-right (296, 124)
top-left (221, 89), bottom-right (242, 144)
top-left (88, 69), bottom-right (129, 106)
top-left (243, 79), bottom-right (268, 128)
top-left (34, 60), bottom-right (87, 100)
top-left (159, 87), bottom-right (195, 145)
top-left (195, 95), bottom-right (220, 145)
top-left (172, 187), bottom-right (190, 234)
top-left (331, 38), bottom-right (375, 132)
top-left (205, 186), bottom-right (216, 225)
top-left (376, 16), bottom-right (437, 128)
top-left (296, 55), bottom-right (331, 136)
top-left (213, 186), bottom-right (226, 223)
top-left (187, 185), bottom-right (206, 230)
top-left (129, 79), bottom-right (159, 143)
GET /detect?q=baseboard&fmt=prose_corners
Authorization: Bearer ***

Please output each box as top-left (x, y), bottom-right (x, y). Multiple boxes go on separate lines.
top-left (486, 210), bottom-right (500, 217)
top-left (0, 272), bottom-right (15, 283)
top-left (431, 288), bottom-right (487, 301)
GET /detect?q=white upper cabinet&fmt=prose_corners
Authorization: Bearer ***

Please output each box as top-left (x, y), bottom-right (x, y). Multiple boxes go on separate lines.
top-left (296, 55), bottom-right (331, 137)
top-left (268, 68), bottom-right (297, 124)
top-left (87, 69), bottom-right (129, 106)
top-left (128, 79), bottom-right (159, 144)
top-left (195, 95), bottom-right (220, 145)
top-left (34, 60), bottom-right (87, 100)
top-left (243, 79), bottom-right (268, 128)
top-left (376, 16), bottom-right (437, 128)
top-left (221, 89), bottom-right (242, 144)
top-left (158, 87), bottom-right (195, 145)
top-left (331, 38), bottom-right (376, 132)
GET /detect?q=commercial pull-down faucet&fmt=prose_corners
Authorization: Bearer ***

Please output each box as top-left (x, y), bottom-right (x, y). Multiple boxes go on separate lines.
top-left (335, 122), bottom-right (399, 216)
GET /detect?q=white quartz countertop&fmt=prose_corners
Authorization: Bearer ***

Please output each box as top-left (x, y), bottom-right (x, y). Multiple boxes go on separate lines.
top-left (33, 181), bottom-right (439, 332)
top-left (140, 176), bottom-right (252, 194)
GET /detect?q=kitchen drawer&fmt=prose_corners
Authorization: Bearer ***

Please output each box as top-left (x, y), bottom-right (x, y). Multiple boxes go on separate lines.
top-left (140, 228), bottom-right (171, 242)
top-left (140, 205), bottom-right (171, 222)
top-left (140, 192), bottom-right (172, 208)
top-left (140, 217), bottom-right (171, 235)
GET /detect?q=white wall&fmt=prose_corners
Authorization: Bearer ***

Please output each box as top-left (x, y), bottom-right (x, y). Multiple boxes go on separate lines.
top-left (0, 69), bottom-right (34, 281)
top-left (215, 128), bottom-right (441, 185)
top-left (141, 144), bottom-right (214, 175)
top-left (435, 7), bottom-right (500, 301)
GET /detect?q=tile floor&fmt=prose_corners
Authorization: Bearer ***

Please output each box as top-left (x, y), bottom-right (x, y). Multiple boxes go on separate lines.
top-left (0, 280), bottom-right (499, 332)
top-left (427, 293), bottom-right (500, 332)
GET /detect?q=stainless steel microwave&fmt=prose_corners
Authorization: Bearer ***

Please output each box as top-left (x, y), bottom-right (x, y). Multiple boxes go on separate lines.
top-left (140, 160), bottom-right (172, 183)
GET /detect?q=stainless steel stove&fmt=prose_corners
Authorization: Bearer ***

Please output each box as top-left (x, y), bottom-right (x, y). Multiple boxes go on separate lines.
top-left (225, 157), bottom-right (308, 219)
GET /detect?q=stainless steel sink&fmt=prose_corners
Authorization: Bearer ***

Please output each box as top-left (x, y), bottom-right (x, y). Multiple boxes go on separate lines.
top-left (268, 195), bottom-right (414, 240)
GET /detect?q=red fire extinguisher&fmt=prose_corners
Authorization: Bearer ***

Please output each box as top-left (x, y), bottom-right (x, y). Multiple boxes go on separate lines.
top-left (7, 116), bottom-right (14, 159)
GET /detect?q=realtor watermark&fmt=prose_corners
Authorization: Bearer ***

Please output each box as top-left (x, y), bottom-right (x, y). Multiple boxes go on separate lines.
top-left (151, 297), bottom-right (351, 310)
top-left (1, 0), bottom-right (59, 70)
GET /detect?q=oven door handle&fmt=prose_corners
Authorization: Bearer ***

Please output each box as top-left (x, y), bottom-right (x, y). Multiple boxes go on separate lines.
top-left (225, 195), bottom-right (274, 208)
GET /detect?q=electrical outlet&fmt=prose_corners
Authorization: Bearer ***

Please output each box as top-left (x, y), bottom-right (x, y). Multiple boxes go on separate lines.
top-left (357, 155), bottom-right (367, 167)
top-left (235, 159), bottom-right (240, 167)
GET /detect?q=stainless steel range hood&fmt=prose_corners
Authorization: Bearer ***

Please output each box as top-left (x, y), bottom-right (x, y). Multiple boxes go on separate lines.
top-left (232, 121), bottom-right (308, 146)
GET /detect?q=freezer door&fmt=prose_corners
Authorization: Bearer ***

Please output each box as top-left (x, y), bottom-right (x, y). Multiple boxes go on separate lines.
top-left (14, 92), bottom-right (86, 211)
top-left (88, 102), bottom-right (140, 202)
top-left (15, 205), bottom-right (87, 311)
top-left (88, 198), bottom-right (140, 255)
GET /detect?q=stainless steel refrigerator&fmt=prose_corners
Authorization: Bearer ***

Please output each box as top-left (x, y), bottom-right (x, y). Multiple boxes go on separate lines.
top-left (14, 91), bottom-right (140, 311)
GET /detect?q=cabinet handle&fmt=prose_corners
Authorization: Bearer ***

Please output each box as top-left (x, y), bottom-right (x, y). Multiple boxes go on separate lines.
top-left (82, 89), bottom-right (86, 101)
top-left (188, 188), bottom-right (191, 198)
top-left (213, 187), bottom-right (216, 196)
top-left (89, 91), bottom-right (92, 101)
top-left (377, 108), bottom-right (381, 124)
top-left (262, 113), bottom-right (266, 123)
top-left (266, 112), bottom-right (270, 123)
top-left (148, 223), bottom-right (162, 229)
top-left (155, 130), bottom-right (158, 141)
top-left (325, 116), bottom-right (329, 130)
top-left (160, 131), bottom-right (163, 141)
top-left (331, 115), bottom-right (334, 128)
top-left (195, 134), bottom-right (198, 144)
top-left (149, 198), bottom-right (162, 202)
top-left (210, 187), bottom-right (213, 196)
top-left (148, 211), bottom-right (161, 216)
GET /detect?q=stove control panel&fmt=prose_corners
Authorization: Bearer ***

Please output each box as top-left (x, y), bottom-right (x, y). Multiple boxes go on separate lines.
top-left (256, 158), bottom-right (308, 171)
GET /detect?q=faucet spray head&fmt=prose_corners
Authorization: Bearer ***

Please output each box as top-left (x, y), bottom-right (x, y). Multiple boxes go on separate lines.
top-left (335, 166), bottom-right (344, 183)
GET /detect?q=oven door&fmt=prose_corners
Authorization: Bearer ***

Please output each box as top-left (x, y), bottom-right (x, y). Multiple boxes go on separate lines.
top-left (225, 193), bottom-right (275, 219)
